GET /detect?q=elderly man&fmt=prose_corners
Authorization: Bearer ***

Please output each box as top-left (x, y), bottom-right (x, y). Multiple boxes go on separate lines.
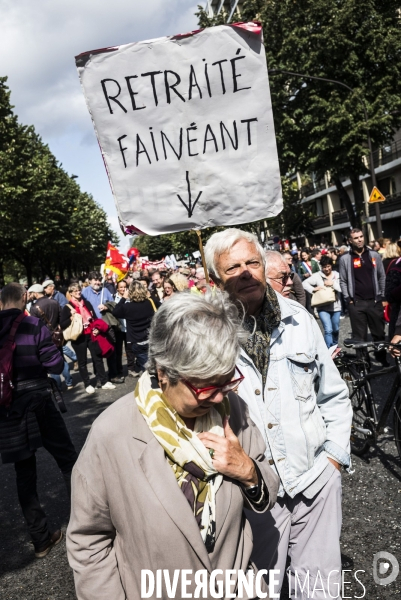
top-left (275, 251), bottom-right (306, 306)
top-left (42, 280), bottom-right (68, 308)
top-left (204, 228), bottom-right (352, 599)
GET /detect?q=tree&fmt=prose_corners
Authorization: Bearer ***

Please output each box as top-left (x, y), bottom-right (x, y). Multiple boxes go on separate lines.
top-left (269, 177), bottom-right (315, 240)
top-left (197, 0), bottom-right (401, 229)
top-left (0, 77), bottom-right (118, 284)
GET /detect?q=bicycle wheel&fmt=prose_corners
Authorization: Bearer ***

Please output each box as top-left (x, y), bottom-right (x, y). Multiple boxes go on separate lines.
top-left (393, 391), bottom-right (401, 461)
top-left (341, 365), bottom-right (372, 455)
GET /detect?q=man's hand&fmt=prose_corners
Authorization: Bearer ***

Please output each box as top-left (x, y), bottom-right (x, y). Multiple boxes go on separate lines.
top-left (382, 301), bottom-right (389, 307)
top-left (390, 335), bottom-right (401, 357)
top-left (198, 417), bottom-right (258, 486)
top-left (98, 303), bottom-right (107, 312)
top-left (331, 347), bottom-right (342, 360)
top-left (328, 457), bottom-right (341, 471)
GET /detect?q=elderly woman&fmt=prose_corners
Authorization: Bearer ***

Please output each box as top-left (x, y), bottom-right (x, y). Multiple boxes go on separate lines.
top-left (67, 292), bottom-right (278, 600)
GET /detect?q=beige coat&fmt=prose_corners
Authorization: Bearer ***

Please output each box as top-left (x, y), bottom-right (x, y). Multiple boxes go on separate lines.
top-left (66, 391), bottom-right (279, 600)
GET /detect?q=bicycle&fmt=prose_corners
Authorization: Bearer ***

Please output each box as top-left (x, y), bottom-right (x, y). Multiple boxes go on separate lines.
top-left (334, 340), bottom-right (401, 460)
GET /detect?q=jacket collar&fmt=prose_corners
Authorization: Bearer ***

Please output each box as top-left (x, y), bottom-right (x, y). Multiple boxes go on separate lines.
top-left (275, 290), bottom-right (299, 321)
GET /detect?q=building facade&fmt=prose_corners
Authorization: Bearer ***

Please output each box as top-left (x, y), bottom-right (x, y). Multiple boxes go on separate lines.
top-left (300, 130), bottom-right (401, 245)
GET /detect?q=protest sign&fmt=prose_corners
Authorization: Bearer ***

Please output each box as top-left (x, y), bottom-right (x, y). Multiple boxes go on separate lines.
top-left (76, 22), bottom-right (282, 235)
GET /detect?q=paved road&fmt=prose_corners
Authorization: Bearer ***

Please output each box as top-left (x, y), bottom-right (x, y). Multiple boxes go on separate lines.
top-left (0, 316), bottom-right (400, 599)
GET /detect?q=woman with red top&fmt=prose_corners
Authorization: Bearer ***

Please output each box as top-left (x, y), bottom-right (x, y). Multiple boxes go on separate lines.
top-left (60, 284), bottom-right (114, 394)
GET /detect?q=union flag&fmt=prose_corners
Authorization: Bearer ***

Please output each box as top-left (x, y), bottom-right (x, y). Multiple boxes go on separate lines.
top-left (104, 241), bottom-right (129, 282)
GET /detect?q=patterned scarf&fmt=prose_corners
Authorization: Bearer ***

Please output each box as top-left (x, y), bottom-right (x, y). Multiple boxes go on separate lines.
top-left (242, 285), bottom-right (281, 390)
top-left (135, 372), bottom-right (230, 553)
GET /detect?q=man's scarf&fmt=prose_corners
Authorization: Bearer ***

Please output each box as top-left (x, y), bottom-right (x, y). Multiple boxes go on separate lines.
top-left (134, 371), bottom-right (230, 553)
top-left (242, 285), bottom-right (281, 389)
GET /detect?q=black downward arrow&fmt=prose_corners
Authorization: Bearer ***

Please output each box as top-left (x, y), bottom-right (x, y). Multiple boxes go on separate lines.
top-left (177, 171), bottom-right (203, 218)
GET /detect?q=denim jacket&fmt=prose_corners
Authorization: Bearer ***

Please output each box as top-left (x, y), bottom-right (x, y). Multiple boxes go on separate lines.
top-left (237, 293), bottom-right (352, 498)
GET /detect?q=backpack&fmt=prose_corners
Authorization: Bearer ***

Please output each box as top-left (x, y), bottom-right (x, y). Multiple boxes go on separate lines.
top-left (0, 312), bottom-right (26, 408)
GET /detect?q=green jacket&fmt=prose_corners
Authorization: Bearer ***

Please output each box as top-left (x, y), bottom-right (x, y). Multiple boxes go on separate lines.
top-left (298, 259), bottom-right (320, 280)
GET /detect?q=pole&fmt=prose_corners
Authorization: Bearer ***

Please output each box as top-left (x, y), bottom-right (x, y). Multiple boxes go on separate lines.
top-left (269, 69), bottom-right (382, 235)
top-left (195, 230), bottom-right (210, 284)
top-left (363, 105), bottom-right (382, 236)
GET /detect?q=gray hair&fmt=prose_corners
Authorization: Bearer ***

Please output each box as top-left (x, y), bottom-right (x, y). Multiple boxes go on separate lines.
top-left (265, 250), bottom-right (287, 275)
top-left (204, 228), bottom-right (265, 279)
top-left (147, 290), bottom-right (247, 384)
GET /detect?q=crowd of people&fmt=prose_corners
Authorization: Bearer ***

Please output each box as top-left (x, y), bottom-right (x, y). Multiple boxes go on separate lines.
top-left (269, 230), bottom-right (401, 362)
top-left (0, 226), bottom-right (400, 598)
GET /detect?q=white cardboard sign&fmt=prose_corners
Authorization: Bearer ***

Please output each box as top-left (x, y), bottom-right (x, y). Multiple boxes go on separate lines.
top-left (76, 23), bottom-right (282, 235)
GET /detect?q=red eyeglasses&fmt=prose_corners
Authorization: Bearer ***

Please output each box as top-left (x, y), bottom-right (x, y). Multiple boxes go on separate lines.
top-left (181, 367), bottom-right (245, 400)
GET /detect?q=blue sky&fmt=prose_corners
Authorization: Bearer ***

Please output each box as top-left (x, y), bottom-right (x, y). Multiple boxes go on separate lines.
top-left (0, 0), bottom-right (199, 248)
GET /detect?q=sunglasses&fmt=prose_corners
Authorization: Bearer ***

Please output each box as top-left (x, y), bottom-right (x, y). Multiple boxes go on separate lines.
top-left (270, 272), bottom-right (295, 285)
top-left (181, 367), bottom-right (245, 401)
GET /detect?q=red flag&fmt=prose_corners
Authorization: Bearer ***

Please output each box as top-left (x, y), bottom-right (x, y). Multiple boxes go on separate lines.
top-left (104, 241), bottom-right (128, 282)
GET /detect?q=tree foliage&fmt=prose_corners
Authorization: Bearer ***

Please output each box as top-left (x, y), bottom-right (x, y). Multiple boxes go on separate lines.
top-left (0, 77), bottom-right (118, 285)
top-left (197, 0), bottom-right (401, 229)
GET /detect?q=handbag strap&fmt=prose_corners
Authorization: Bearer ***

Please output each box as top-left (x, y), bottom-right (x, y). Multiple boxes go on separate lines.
top-left (386, 258), bottom-right (398, 275)
top-left (148, 298), bottom-right (157, 313)
top-left (34, 305), bottom-right (56, 333)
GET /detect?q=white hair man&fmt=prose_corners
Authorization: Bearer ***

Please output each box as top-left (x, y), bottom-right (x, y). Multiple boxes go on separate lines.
top-left (204, 228), bottom-right (352, 598)
top-left (265, 251), bottom-right (294, 300)
top-left (274, 250), bottom-right (306, 306)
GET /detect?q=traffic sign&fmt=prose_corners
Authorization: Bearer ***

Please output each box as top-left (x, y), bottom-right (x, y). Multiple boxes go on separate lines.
top-left (369, 186), bottom-right (386, 203)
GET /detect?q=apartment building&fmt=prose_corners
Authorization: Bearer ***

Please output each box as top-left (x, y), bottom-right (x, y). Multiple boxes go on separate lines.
top-left (206, 0), bottom-right (242, 22)
top-left (300, 130), bottom-right (401, 246)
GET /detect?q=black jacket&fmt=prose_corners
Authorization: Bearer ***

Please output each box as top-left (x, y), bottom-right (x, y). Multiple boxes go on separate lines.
top-left (112, 298), bottom-right (155, 343)
top-left (30, 297), bottom-right (60, 330)
top-left (60, 298), bottom-right (95, 331)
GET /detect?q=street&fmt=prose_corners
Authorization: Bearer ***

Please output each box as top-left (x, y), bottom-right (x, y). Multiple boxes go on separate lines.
top-left (0, 315), bottom-right (400, 600)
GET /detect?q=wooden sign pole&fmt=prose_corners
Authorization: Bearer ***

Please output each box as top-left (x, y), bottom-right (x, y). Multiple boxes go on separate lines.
top-left (195, 230), bottom-right (210, 284)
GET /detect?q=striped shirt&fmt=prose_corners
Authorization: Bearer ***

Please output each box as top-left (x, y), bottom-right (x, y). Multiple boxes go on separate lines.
top-left (0, 309), bottom-right (63, 382)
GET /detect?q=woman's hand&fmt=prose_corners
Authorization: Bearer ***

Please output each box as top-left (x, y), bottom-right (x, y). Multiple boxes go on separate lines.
top-left (70, 308), bottom-right (76, 314)
top-left (198, 417), bottom-right (258, 487)
top-left (314, 286), bottom-right (324, 292)
top-left (123, 288), bottom-right (129, 299)
top-left (92, 328), bottom-right (99, 337)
